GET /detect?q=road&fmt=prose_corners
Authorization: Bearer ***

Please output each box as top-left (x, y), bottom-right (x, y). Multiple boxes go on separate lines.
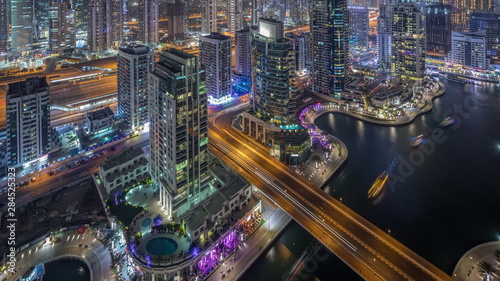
top-left (50, 75), bottom-right (117, 107)
top-left (0, 132), bottom-right (149, 205)
top-left (208, 110), bottom-right (454, 281)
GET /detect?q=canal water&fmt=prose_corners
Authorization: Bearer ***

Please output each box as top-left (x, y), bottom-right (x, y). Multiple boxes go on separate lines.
top-left (42, 258), bottom-right (90, 281)
top-left (241, 79), bottom-right (500, 281)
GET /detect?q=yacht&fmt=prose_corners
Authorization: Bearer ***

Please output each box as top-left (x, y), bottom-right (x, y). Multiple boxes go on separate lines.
top-left (440, 117), bottom-right (455, 127)
top-left (368, 171), bottom-right (389, 199)
top-left (410, 134), bottom-right (424, 147)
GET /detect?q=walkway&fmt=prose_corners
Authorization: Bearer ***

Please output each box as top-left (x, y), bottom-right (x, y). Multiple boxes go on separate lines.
top-left (308, 81), bottom-right (446, 126)
top-left (453, 241), bottom-right (500, 281)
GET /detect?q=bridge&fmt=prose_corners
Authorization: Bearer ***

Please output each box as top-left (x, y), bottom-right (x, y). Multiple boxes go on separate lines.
top-left (207, 109), bottom-right (454, 281)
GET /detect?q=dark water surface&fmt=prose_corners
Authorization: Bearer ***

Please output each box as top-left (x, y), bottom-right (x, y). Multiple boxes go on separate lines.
top-left (241, 79), bottom-right (500, 281)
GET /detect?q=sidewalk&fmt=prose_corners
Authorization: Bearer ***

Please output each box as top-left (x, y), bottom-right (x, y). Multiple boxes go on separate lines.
top-left (452, 241), bottom-right (500, 281)
top-left (205, 203), bottom-right (291, 281)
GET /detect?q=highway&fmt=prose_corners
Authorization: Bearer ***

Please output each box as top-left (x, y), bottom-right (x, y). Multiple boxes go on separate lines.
top-left (50, 75), bottom-right (117, 107)
top-left (0, 132), bottom-right (149, 205)
top-left (208, 109), bottom-right (453, 281)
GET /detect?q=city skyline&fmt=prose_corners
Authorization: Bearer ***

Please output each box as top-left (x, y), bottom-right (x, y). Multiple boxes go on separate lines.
top-left (0, 1), bottom-right (499, 281)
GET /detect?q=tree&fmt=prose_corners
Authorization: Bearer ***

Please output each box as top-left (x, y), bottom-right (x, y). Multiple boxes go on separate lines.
top-left (310, 154), bottom-right (321, 169)
top-left (477, 261), bottom-right (495, 280)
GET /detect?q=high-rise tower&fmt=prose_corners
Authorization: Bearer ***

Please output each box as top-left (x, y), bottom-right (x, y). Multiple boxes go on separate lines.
top-left (117, 45), bottom-right (154, 132)
top-left (228, 0), bottom-right (243, 33)
top-left (426, 4), bottom-right (452, 56)
top-left (391, 2), bottom-right (426, 78)
top-left (377, 0), bottom-right (393, 70)
top-left (149, 49), bottom-right (209, 217)
top-left (88, 0), bottom-right (123, 52)
top-left (235, 27), bottom-right (252, 77)
top-left (202, 0), bottom-right (217, 34)
top-left (7, 77), bottom-right (51, 167)
top-left (310, 0), bottom-right (349, 97)
top-left (200, 33), bottom-right (232, 103)
top-left (11, 0), bottom-right (34, 53)
top-left (50, 0), bottom-right (76, 53)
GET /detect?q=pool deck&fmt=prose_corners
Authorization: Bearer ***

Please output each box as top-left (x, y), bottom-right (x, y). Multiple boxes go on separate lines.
top-left (125, 185), bottom-right (193, 265)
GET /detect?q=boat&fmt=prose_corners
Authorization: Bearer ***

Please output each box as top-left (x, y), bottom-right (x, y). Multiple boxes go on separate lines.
top-left (440, 117), bottom-right (455, 127)
top-left (368, 171), bottom-right (389, 199)
top-left (410, 134), bottom-right (424, 147)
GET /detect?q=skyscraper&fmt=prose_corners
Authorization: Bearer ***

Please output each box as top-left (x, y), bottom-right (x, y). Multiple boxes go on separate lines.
top-left (377, 0), bottom-right (393, 70)
top-left (451, 0), bottom-right (494, 32)
top-left (138, 0), bottom-right (159, 45)
top-left (426, 4), bottom-right (452, 56)
top-left (235, 27), bottom-right (252, 77)
top-left (286, 32), bottom-right (307, 72)
top-left (310, 0), bottom-right (349, 97)
top-left (252, 0), bottom-right (264, 26)
top-left (348, 6), bottom-right (369, 51)
top-left (0, 0), bottom-right (8, 56)
top-left (11, 0), bottom-right (34, 53)
top-left (149, 49), bottom-right (209, 217)
top-left (88, 0), bottom-right (123, 52)
top-left (6, 77), bottom-right (51, 167)
top-left (228, 0), bottom-right (243, 33)
top-left (252, 19), bottom-right (296, 123)
top-left (469, 12), bottom-right (500, 63)
top-left (391, 2), bottom-right (426, 78)
top-left (202, 0), bottom-right (217, 34)
top-left (447, 31), bottom-right (489, 69)
top-left (165, 0), bottom-right (187, 41)
top-left (117, 45), bottom-right (154, 132)
top-left (50, 0), bottom-right (76, 53)
top-left (200, 33), bottom-right (232, 102)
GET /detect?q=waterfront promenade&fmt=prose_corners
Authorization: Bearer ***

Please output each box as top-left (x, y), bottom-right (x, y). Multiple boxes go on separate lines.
top-left (453, 241), bottom-right (500, 281)
top-left (308, 81), bottom-right (446, 126)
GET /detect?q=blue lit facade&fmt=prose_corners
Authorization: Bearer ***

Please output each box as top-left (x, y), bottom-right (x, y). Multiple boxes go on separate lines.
top-left (311, 0), bottom-right (349, 98)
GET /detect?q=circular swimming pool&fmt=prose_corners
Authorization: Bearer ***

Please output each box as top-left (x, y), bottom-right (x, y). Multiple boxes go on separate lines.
top-left (146, 237), bottom-right (178, 256)
top-left (141, 218), bottom-right (152, 227)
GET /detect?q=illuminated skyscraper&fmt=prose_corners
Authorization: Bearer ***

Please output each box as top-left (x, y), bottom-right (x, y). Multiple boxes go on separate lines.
top-left (228, 0), bottom-right (243, 33)
top-left (138, 0), bottom-right (159, 45)
top-left (88, 0), bottom-right (123, 52)
top-left (451, 0), bottom-right (494, 32)
top-left (377, 0), bottom-right (393, 70)
top-left (391, 2), bottom-right (426, 78)
top-left (202, 0), bottom-right (217, 34)
top-left (251, 19), bottom-right (296, 122)
top-left (0, 0), bottom-right (7, 56)
top-left (200, 33), bottom-right (232, 102)
top-left (117, 45), bottom-right (154, 131)
top-left (425, 4), bottom-right (452, 56)
top-left (310, 0), bottom-right (349, 97)
top-left (149, 49), bottom-right (209, 217)
top-left (469, 12), bottom-right (500, 63)
top-left (11, 0), bottom-right (34, 53)
top-left (49, 1), bottom-right (76, 53)
top-left (252, 0), bottom-right (264, 26)
top-left (243, 18), bottom-right (310, 165)
top-left (348, 6), bottom-right (369, 50)
top-left (447, 31), bottom-right (489, 69)
top-left (286, 32), bottom-right (307, 72)
top-left (235, 27), bottom-right (252, 77)
top-left (7, 77), bottom-right (51, 167)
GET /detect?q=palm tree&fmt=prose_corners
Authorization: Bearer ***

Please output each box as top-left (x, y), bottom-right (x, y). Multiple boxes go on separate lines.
top-left (310, 154), bottom-right (321, 169)
top-left (477, 261), bottom-right (495, 280)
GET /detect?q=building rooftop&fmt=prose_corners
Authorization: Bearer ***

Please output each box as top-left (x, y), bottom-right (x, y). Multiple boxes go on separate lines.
top-left (7, 77), bottom-right (49, 96)
top-left (87, 107), bottom-right (114, 121)
top-left (164, 48), bottom-right (195, 60)
top-left (100, 146), bottom-right (145, 172)
top-left (202, 32), bottom-right (231, 41)
top-left (119, 44), bottom-right (153, 56)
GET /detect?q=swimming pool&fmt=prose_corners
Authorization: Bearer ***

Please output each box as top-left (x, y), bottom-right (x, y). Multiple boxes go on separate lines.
top-left (146, 237), bottom-right (178, 256)
top-left (141, 218), bottom-right (152, 228)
